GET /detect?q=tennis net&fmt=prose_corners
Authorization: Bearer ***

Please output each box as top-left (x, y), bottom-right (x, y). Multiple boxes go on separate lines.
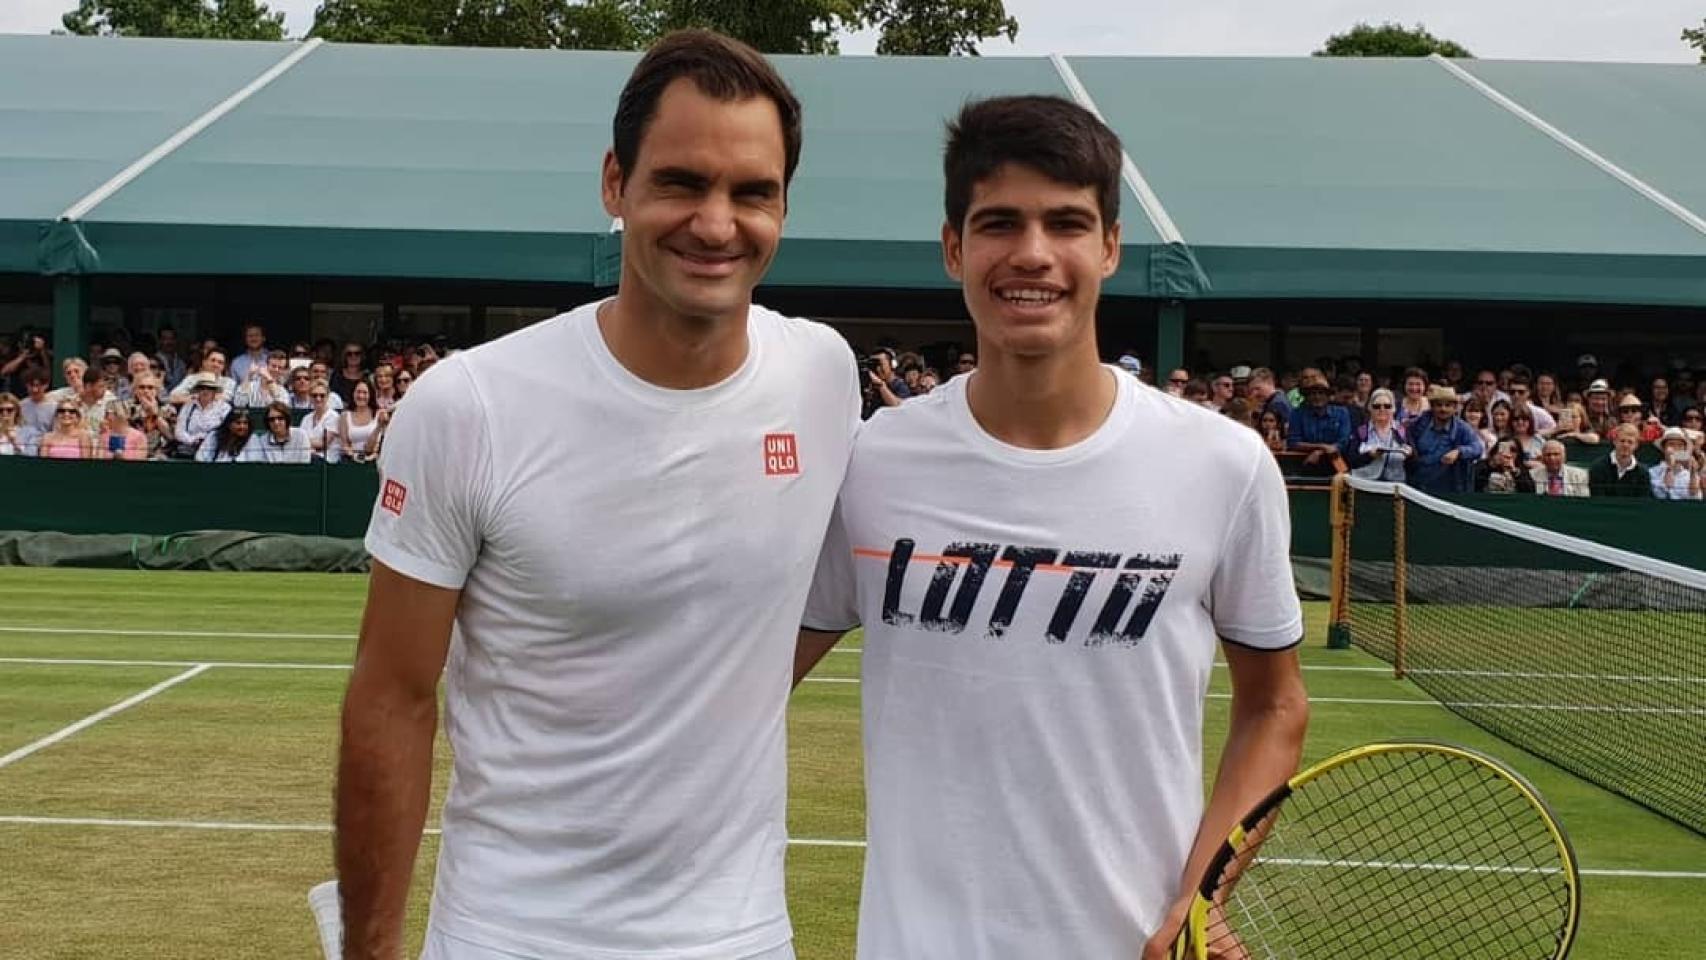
top-left (1328, 476), bottom-right (1706, 836)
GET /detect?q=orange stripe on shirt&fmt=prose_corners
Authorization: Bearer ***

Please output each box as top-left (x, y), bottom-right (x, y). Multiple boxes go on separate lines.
top-left (852, 547), bottom-right (1079, 575)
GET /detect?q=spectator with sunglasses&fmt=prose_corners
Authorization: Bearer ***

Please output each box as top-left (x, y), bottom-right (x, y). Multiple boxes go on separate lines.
top-left (174, 374), bottom-right (231, 459)
top-left (128, 375), bottom-right (175, 459)
top-left (330, 342), bottom-right (368, 407)
top-left (394, 370), bottom-right (413, 397)
top-left (39, 402), bottom-right (93, 459)
top-left (303, 380), bottom-right (342, 462)
top-left (248, 401), bottom-right (313, 464)
top-left (0, 393), bottom-right (28, 455)
top-left (1164, 368), bottom-right (1190, 397)
top-left (1344, 388), bottom-right (1410, 482)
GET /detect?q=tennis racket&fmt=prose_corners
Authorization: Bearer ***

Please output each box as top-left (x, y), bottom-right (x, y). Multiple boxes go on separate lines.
top-left (1170, 740), bottom-right (1580, 960)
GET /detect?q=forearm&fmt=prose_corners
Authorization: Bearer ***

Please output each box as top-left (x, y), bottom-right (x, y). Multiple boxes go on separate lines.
top-left (335, 680), bottom-right (437, 959)
top-left (1169, 679), bottom-right (1308, 905)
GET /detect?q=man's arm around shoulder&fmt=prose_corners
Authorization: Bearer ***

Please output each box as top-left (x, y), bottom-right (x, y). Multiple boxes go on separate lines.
top-left (336, 561), bottom-right (458, 959)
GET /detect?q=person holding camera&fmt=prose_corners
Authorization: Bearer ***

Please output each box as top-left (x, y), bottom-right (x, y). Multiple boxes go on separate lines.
top-left (862, 350), bottom-right (906, 418)
top-left (233, 349), bottom-right (291, 409)
top-left (1477, 440), bottom-right (1536, 494)
top-left (1650, 427), bottom-right (1704, 500)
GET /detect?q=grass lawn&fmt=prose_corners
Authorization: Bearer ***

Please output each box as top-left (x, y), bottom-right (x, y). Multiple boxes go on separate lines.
top-left (0, 567), bottom-right (1702, 958)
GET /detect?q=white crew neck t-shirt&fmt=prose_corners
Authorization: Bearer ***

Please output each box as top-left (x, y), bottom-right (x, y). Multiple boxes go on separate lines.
top-left (366, 300), bottom-right (859, 960)
top-left (806, 368), bottom-right (1302, 960)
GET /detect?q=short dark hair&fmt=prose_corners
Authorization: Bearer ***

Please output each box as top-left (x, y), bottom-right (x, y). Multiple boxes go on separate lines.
top-left (943, 95), bottom-right (1122, 232)
top-left (612, 29), bottom-right (803, 190)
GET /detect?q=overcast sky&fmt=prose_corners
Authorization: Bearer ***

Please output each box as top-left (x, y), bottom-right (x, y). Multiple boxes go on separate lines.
top-left (2, 0), bottom-right (1700, 63)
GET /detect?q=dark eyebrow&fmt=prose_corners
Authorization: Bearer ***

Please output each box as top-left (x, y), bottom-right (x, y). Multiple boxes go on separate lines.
top-left (967, 206), bottom-right (1022, 226)
top-left (733, 178), bottom-right (782, 198)
top-left (651, 167), bottom-right (710, 190)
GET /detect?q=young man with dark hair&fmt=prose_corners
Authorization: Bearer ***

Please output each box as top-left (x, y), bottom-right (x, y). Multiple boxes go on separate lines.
top-left (338, 29), bottom-right (856, 960)
top-left (797, 95), bottom-right (1307, 959)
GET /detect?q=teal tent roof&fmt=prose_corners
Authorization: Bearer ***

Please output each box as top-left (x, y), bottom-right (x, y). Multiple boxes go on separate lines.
top-left (3, 35), bottom-right (1704, 305)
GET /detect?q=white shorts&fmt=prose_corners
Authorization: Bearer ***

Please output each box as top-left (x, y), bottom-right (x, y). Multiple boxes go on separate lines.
top-left (420, 927), bottom-right (796, 960)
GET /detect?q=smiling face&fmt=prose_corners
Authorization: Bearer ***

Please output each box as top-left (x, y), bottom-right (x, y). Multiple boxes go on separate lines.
top-left (603, 78), bottom-right (786, 326)
top-left (944, 163), bottom-right (1119, 360)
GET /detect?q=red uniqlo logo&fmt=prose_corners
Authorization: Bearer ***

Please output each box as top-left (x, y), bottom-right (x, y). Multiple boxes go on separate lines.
top-left (764, 433), bottom-right (800, 476)
top-left (381, 478), bottom-right (408, 516)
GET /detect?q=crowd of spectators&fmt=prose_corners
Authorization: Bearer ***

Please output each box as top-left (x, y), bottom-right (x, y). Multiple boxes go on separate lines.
top-left (0, 323), bottom-right (440, 465)
top-left (862, 345), bottom-right (1706, 501)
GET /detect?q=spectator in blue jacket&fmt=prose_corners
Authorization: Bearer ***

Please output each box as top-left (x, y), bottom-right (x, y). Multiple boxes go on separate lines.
top-left (1288, 373), bottom-right (1351, 475)
top-left (1405, 385), bottom-right (1484, 494)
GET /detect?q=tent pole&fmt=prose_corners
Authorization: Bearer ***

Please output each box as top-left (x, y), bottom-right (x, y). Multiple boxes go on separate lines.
top-left (1156, 300), bottom-right (1185, 378)
top-left (52, 276), bottom-right (89, 387)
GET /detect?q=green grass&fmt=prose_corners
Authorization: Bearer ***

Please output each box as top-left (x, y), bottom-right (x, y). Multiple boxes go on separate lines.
top-left (0, 567), bottom-right (1702, 958)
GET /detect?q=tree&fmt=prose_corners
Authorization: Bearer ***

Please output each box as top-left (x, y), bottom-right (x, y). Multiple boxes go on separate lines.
top-left (62, 0), bottom-right (287, 39)
top-left (865, 0), bottom-right (1016, 56)
top-left (1314, 21), bottom-right (1472, 58)
top-left (310, 0), bottom-right (1017, 54)
top-left (1684, 19), bottom-right (1706, 63)
top-left (310, 0), bottom-right (653, 49)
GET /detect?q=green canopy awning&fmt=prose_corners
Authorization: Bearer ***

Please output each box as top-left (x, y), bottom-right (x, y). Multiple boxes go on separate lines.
top-left (3, 36), bottom-right (1704, 306)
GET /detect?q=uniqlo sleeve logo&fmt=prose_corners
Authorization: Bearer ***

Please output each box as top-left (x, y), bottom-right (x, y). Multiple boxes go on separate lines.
top-left (381, 478), bottom-right (408, 516)
top-left (764, 433), bottom-right (800, 476)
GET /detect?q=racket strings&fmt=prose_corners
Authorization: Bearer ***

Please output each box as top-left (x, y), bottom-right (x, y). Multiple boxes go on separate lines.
top-left (1207, 748), bottom-right (1574, 959)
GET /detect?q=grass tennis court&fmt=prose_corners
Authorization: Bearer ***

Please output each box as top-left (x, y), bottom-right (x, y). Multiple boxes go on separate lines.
top-left (2, 567), bottom-right (1703, 959)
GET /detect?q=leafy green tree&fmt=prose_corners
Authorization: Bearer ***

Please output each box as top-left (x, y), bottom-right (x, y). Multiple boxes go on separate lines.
top-left (1684, 19), bottom-right (1706, 63)
top-left (61, 0), bottom-right (287, 40)
top-left (310, 0), bottom-right (1016, 54)
top-left (310, 0), bottom-right (652, 49)
top-left (864, 0), bottom-right (1015, 55)
top-left (1315, 21), bottom-right (1472, 58)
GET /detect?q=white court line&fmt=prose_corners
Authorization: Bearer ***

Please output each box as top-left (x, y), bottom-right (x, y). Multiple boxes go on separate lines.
top-left (6, 660), bottom-right (1694, 712)
top-left (0, 658), bottom-right (348, 671)
top-left (0, 665), bottom-right (211, 770)
top-left (0, 625), bottom-right (350, 641)
top-left (0, 815), bottom-right (1697, 879)
top-left (0, 659), bottom-right (1442, 706)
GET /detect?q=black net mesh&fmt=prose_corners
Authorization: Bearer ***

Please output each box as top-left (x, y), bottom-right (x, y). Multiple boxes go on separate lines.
top-left (1338, 480), bottom-right (1706, 836)
top-left (1206, 746), bottom-right (1576, 959)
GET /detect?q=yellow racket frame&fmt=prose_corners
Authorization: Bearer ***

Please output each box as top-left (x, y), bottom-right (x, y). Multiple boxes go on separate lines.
top-left (1170, 740), bottom-right (1581, 960)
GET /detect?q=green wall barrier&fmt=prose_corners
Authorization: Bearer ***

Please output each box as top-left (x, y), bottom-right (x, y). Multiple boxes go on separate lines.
top-left (0, 457), bottom-right (379, 539)
top-left (0, 458), bottom-right (1698, 572)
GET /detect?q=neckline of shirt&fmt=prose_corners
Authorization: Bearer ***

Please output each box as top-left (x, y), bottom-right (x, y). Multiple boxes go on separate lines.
top-left (946, 365), bottom-right (1135, 466)
top-left (579, 297), bottom-right (762, 412)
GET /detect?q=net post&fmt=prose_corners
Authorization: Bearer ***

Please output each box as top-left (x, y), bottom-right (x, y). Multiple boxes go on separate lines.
top-left (1392, 490), bottom-right (1408, 680)
top-left (1326, 475), bottom-right (1353, 649)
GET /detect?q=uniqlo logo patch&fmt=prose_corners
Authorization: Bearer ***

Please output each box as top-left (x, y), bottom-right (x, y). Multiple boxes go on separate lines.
top-left (381, 478), bottom-right (408, 516)
top-left (764, 433), bottom-right (800, 476)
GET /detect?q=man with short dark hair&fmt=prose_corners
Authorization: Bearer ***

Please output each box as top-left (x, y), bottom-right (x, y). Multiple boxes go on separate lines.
top-left (229, 322), bottom-right (268, 382)
top-left (1208, 372), bottom-right (1234, 411)
top-left (338, 29), bottom-right (855, 960)
top-left (954, 350), bottom-right (977, 377)
top-left (1506, 376), bottom-right (1555, 433)
top-left (1405, 385), bottom-right (1483, 494)
top-left (1588, 424), bottom-right (1652, 497)
top-left (1164, 368), bottom-right (1190, 396)
top-left (1246, 366), bottom-right (1291, 436)
top-left (233, 350), bottom-right (290, 409)
top-left (797, 94), bottom-right (1306, 960)
top-left (154, 326), bottom-right (186, 386)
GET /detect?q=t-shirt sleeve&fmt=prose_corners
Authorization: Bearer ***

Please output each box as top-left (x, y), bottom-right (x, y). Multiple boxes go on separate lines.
top-left (802, 502), bottom-right (860, 632)
top-left (1209, 448), bottom-right (1304, 651)
top-left (363, 358), bottom-right (491, 590)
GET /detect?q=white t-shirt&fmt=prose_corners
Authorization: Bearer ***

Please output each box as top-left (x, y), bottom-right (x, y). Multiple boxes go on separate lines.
top-left (365, 300), bottom-right (859, 960)
top-left (805, 368), bottom-right (1302, 960)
